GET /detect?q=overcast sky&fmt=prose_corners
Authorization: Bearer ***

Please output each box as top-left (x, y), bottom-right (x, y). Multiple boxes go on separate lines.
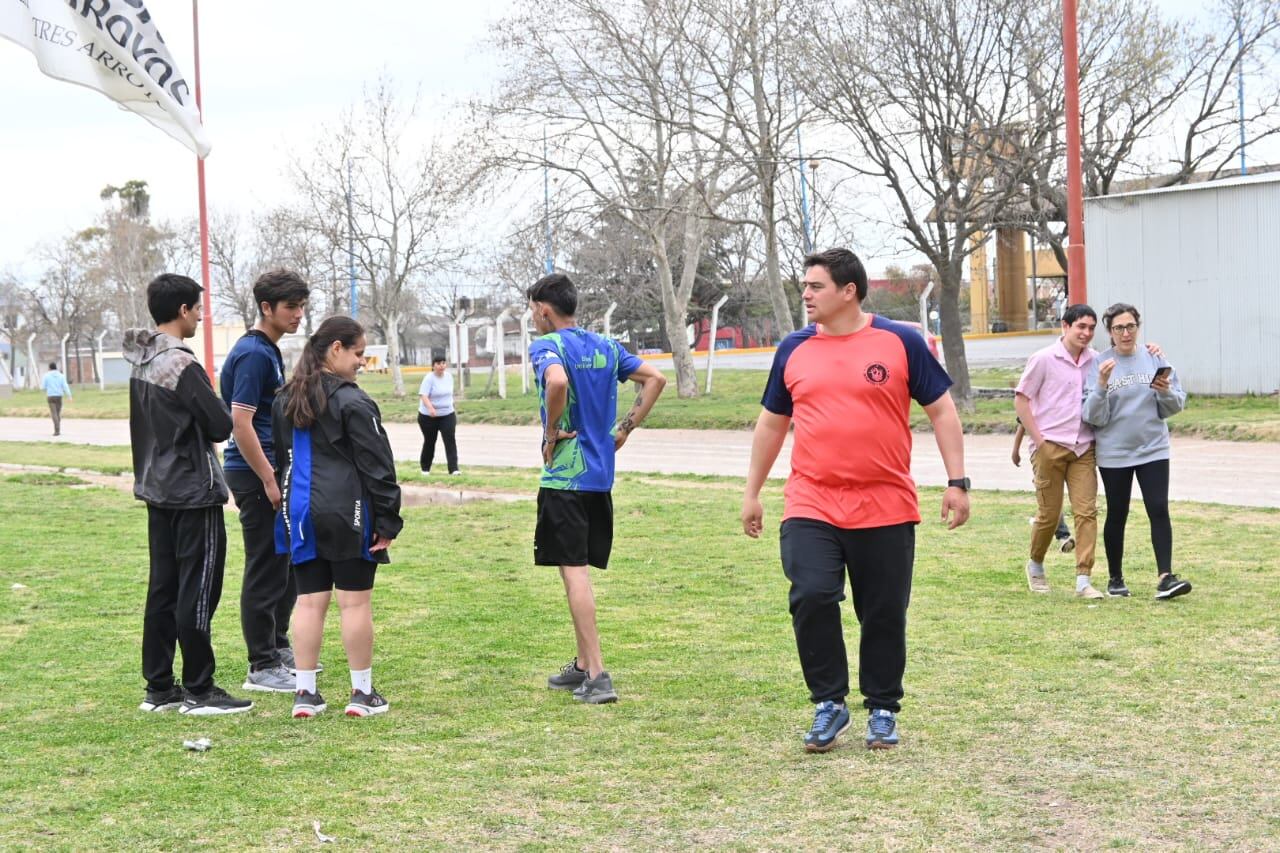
top-left (0, 0), bottom-right (1262, 281)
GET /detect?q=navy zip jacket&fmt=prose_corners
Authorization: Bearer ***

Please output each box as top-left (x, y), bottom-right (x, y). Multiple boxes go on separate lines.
top-left (124, 329), bottom-right (232, 509)
top-left (272, 372), bottom-right (403, 565)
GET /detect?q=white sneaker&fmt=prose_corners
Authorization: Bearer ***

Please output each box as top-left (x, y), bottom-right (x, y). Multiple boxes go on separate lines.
top-left (420, 469), bottom-right (430, 477)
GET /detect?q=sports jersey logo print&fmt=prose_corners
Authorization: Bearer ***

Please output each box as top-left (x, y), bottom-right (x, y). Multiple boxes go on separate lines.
top-left (864, 362), bottom-right (890, 385)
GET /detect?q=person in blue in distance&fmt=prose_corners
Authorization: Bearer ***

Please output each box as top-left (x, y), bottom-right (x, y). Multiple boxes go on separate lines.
top-left (529, 273), bottom-right (666, 705)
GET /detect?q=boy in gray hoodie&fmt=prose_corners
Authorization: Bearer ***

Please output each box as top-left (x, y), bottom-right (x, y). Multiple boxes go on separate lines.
top-left (126, 273), bottom-right (253, 715)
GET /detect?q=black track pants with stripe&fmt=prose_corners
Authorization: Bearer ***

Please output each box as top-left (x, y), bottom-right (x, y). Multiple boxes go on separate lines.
top-left (142, 505), bottom-right (227, 695)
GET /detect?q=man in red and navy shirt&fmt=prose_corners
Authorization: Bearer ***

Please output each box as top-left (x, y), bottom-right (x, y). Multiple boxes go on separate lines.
top-left (741, 248), bottom-right (970, 753)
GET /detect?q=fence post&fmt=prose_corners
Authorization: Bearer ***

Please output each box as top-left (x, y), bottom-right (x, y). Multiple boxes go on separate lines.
top-left (705, 294), bottom-right (730, 395)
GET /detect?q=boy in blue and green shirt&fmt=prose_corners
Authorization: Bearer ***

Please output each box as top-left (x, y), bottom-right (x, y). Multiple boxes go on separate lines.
top-left (528, 273), bottom-right (666, 704)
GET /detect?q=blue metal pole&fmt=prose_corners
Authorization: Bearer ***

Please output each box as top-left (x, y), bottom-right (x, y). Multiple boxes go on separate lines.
top-left (347, 158), bottom-right (358, 318)
top-left (794, 93), bottom-right (813, 254)
top-left (543, 130), bottom-right (554, 274)
top-left (1237, 20), bottom-right (1247, 176)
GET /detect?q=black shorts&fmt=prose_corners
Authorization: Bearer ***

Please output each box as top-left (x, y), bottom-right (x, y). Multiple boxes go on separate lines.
top-left (293, 557), bottom-right (377, 594)
top-left (535, 488), bottom-right (613, 569)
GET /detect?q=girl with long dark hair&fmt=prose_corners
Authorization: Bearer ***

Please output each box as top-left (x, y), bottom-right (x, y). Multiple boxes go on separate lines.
top-left (272, 316), bottom-right (403, 717)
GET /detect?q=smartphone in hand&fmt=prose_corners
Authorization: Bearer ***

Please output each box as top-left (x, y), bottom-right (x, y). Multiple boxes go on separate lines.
top-left (1150, 365), bottom-right (1172, 387)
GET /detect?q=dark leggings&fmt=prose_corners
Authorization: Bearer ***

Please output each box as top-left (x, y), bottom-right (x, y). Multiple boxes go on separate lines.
top-left (417, 412), bottom-right (458, 473)
top-left (1099, 459), bottom-right (1172, 579)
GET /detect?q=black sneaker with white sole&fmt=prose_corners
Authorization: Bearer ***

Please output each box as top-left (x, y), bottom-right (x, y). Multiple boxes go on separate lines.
top-left (292, 690), bottom-right (327, 718)
top-left (1107, 577), bottom-right (1131, 597)
top-left (1156, 574), bottom-right (1192, 600)
top-left (345, 688), bottom-right (389, 717)
top-left (139, 684), bottom-right (185, 712)
top-left (180, 685), bottom-right (254, 716)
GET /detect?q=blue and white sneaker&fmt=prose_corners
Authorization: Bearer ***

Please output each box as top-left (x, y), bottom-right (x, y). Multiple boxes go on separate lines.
top-left (804, 700), bottom-right (851, 753)
top-left (866, 708), bottom-right (900, 749)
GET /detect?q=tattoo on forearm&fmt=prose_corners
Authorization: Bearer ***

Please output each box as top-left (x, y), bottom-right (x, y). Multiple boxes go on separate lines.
top-left (618, 391), bottom-right (645, 435)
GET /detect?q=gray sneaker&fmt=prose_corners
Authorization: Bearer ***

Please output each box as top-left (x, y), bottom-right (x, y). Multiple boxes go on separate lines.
top-left (277, 647), bottom-right (322, 675)
top-left (242, 664), bottom-right (295, 693)
top-left (572, 671), bottom-right (618, 704)
top-left (547, 658), bottom-right (589, 691)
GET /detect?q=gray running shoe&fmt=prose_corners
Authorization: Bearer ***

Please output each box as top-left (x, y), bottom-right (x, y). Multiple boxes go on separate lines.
top-left (572, 671), bottom-right (619, 704)
top-left (242, 664), bottom-right (295, 693)
top-left (292, 690), bottom-right (327, 718)
top-left (277, 647), bottom-right (322, 675)
top-left (139, 684), bottom-right (185, 712)
top-left (547, 658), bottom-right (589, 690)
top-left (180, 686), bottom-right (253, 716)
top-left (345, 688), bottom-right (389, 717)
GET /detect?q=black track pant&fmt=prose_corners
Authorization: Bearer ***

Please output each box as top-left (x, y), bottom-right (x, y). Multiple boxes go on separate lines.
top-left (227, 469), bottom-right (295, 670)
top-left (142, 505), bottom-right (227, 695)
top-left (418, 412), bottom-right (459, 473)
top-left (780, 519), bottom-right (914, 712)
top-left (1099, 459), bottom-right (1172, 579)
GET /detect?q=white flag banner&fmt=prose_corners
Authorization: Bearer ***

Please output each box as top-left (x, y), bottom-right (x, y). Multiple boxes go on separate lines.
top-left (0, 0), bottom-right (210, 157)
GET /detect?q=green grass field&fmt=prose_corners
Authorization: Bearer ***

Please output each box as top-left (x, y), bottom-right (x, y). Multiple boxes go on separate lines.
top-left (3, 367), bottom-right (1277, 439)
top-left (1, 446), bottom-right (1277, 849)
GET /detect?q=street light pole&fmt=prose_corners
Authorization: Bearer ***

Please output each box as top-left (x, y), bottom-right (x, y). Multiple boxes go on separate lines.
top-left (346, 157), bottom-right (358, 319)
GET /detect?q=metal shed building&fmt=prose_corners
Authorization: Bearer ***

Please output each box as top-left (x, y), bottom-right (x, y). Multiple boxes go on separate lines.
top-left (1085, 171), bottom-right (1280, 394)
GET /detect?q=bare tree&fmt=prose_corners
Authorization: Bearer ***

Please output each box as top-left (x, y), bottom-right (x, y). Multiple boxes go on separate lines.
top-left (489, 0), bottom-right (753, 397)
top-left (1023, 0), bottom-right (1280, 273)
top-left (31, 235), bottom-right (107, 383)
top-left (681, 0), bottom-right (814, 337)
top-left (207, 209), bottom-right (256, 330)
top-left (79, 179), bottom-right (169, 330)
top-left (293, 78), bottom-right (464, 395)
top-left (801, 0), bottom-right (1036, 405)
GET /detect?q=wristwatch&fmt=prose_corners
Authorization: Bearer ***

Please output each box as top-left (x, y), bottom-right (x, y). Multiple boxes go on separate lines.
top-left (947, 477), bottom-right (971, 491)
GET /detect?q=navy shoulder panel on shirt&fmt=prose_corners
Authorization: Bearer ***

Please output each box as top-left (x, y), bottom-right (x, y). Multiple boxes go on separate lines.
top-left (760, 325), bottom-right (818, 416)
top-left (870, 315), bottom-right (953, 406)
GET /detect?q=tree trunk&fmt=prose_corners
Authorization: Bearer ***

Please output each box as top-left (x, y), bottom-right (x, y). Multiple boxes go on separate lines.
top-left (385, 306), bottom-right (405, 396)
top-left (761, 180), bottom-right (794, 337)
top-left (937, 262), bottom-right (973, 412)
top-left (655, 255), bottom-right (697, 398)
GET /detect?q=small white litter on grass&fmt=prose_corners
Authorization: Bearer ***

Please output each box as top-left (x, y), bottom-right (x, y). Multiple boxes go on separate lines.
top-left (11, 583), bottom-right (27, 590)
top-left (312, 821), bottom-right (335, 843)
top-left (182, 737), bottom-right (212, 752)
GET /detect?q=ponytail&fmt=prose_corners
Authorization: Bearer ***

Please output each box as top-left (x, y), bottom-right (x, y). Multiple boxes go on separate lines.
top-left (282, 316), bottom-right (365, 428)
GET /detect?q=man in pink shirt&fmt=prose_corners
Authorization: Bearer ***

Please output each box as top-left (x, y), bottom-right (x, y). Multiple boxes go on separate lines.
top-left (1014, 305), bottom-right (1103, 598)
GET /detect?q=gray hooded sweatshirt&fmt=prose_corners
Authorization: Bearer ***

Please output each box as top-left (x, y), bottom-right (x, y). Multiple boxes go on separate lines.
top-left (1082, 347), bottom-right (1186, 469)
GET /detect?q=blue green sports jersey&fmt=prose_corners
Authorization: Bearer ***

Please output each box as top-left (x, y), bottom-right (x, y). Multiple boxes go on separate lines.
top-left (531, 328), bottom-right (643, 492)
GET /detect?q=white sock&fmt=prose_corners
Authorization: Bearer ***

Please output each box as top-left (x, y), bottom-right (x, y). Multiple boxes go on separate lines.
top-left (351, 667), bottom-right (372, 694)
top-left (1076, 574), bottom-right (1091, 592)
top-left (296, 669), bottom-right (317, 694)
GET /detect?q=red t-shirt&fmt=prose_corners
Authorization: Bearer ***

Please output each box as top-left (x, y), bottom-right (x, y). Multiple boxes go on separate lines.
top-left (761, 316), bottom-right (952, 530)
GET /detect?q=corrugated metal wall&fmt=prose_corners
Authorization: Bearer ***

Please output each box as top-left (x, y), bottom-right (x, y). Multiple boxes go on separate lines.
top-left (1085, 175), bottom-right (1280, 394)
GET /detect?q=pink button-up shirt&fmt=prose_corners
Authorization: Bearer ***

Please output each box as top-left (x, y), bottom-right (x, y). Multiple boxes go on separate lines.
top-left (1015, 338), bottom-right (1095, 457)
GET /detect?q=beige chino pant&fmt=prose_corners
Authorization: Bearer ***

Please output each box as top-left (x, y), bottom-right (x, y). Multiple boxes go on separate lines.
top-left (1029, 441), bottom-right (1097, 576)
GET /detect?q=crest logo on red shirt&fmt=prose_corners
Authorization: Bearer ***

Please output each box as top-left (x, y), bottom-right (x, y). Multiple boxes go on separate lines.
top-left (864, 362), bottom-right (890, 385)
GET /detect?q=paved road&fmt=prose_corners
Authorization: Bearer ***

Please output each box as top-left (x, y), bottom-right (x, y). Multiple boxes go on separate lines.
top-left (4, 417), bottom-right (1276, 508)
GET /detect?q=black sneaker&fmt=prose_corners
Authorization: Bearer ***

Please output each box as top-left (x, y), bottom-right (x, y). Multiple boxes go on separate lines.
top-left (804, 700), bottom-right (850, 753)
top-left (292, 690), bottom-right (327, 718)
top-left (547, 658), bottom-right (589, 691)
top-left (139, 684), bottom-right (185, 712)
top-left (180, 685), bottom-right (254, 716)
top-left (345, 688), bottom-right (389, 717)
top-left (1156, 574), bottom-right (1192, 600)
top-left (572, 671), bottom-right (618, 704)
top-left (1107, 577), bottom-right (1131, 597)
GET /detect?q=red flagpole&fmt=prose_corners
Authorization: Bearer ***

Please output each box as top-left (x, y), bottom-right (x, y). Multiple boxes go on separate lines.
top-left (1063, 0), bottom-right (1088, 305)
top-left (192, 0), bottom-right (215, 381)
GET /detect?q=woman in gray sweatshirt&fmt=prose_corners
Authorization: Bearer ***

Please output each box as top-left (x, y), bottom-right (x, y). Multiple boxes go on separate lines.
top-left (1083, 303), bottom-right (1192, 601)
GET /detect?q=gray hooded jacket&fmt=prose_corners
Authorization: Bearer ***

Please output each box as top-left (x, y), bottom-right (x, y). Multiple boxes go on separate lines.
top-left (124, 329), bottom-right (232, 508)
